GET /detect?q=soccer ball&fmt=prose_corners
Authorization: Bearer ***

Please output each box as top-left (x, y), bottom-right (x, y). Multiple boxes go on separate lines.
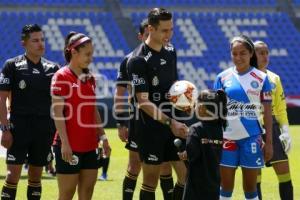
top-left (168, 80), bottom-right (198, 112)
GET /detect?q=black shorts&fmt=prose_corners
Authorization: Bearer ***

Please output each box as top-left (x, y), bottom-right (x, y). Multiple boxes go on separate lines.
top-left (6, 115), bottom-right (55, 166)
top-left (136, 113), bottom-right (179, 165)
top-left (263, 117), bottom-right (288, 167)
top-left (125, 117), bottom-right (139, 152)
top-left (54, 146), bottom-right (101, 174)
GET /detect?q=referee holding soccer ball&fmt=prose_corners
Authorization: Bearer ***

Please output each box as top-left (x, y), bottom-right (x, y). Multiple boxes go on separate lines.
top-left (0, 24), bottom-right (59, 200)
top-left (127, 8), bottom-right (188, 200)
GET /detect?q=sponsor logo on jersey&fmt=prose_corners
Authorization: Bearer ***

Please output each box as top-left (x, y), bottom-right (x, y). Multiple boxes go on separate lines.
top-left (1, 192), bottom-right (10, 198)
top-left (160, 59), bottom-right (166, 65)
top-left (224, 80), bottom-right (232, 88)
top-left (132, 74), bottom-right (145, 85)
top-left (0, 73), bottom-right (9, 84)
top-left (152, 76), bottom-right (159, 86)
top-left (250, 72), bottom-right (263, 83)
top-left (144, 51), bottom-right (152, 62)
top-left (227, 99), bottom-right (259, 119)
top-left (147, 154), bottom-right (158, 162)
top-left (250, 80), bottom-right (259, 89)
top-left (32, 68), bottom-right (40, 74)
top-left (262, 92), bottom-right (272, 101)
top-left (247, 89), bottom-right (260, 96)
top-left (222, 140), bottom-right (237, 151)
top-left (19, 80), bottom-right (26, 89)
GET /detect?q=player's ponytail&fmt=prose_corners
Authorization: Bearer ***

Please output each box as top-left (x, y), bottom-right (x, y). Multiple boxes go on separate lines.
top-left (216, 90), bottom-right (228, 130)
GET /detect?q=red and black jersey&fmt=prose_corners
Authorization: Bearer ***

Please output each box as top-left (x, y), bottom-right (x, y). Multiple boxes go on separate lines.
top-left (51, 67), bottom-right (98, 152)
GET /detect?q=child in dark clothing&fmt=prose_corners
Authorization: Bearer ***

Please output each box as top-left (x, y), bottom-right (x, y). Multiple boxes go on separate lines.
top-left (179, 89), bottom-right (227, 200)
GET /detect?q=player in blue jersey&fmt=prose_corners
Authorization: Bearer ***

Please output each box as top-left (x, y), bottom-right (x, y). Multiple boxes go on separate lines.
top-left (214, 35), bottom-right (273, 200)
top-left (254, 40), bottom-right (293, 200)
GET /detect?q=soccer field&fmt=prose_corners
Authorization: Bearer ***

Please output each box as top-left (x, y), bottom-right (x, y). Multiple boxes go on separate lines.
top-left (0, 126), bottom-right (299, 199)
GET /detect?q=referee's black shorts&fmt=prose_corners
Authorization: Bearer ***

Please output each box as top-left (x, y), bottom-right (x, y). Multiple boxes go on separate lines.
top-left (125, 117), bottom-right (139, 152)
top-left (136, 113), bottom-right (179, 165)
top-left (6, 115), bottom-right (55, 166)
top-left (263, 116), bottom-right (288, 167)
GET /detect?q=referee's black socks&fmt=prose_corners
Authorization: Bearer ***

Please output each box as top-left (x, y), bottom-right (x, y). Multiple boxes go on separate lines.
top-left (160, 174), bottom-right (174, 200)
top-left (27, 181), bottom-right (41, 200)
top-left (1, 181), bottom-right (17, 200)
top-left (140, 184), bottom-right (155, 200)
top-left (123, 171), bottom-right (138, 200)
top-left (173, 182), bottom-right (184, 200)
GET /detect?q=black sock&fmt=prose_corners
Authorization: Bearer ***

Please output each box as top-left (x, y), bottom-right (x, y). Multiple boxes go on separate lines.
top-left (123, 171), bottom-right (138, 200)
top-left (140, 184), bottom-right (155, 200)
top-left (27, 181), bottom-right (41, 200)
top-left (160, 174), bottom-right (174, 200)
top-left (279, 181), bottom-right (293, 200)
top-left (173, 182), bottom-right (184, 200)
top-left (257, 182), bottom-right (262, 200)
top-left (1, 181), bottom-right (17, 200)
top-left (102, 157), bottom-right (110, 175)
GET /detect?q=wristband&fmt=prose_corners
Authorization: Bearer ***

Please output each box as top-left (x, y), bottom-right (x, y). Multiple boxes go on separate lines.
top-left (100, 135), bottom-right (108, 141)
top-left (0, 124), bottom-right (13, 132)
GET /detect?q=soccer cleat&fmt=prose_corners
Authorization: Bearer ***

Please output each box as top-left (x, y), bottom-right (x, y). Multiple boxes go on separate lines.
top-left (98, 173), bottom-right (107, 181)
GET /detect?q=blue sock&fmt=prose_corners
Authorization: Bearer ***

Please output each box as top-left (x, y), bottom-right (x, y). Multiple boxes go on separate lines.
top-left (220, 188), bottom-right (232, 199)
top-left (245, 191), bottom-right (258, 200)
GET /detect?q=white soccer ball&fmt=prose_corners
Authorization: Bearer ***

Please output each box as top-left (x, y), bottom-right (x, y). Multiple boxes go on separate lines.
top-left (168, 80), bottom-right (198, 112)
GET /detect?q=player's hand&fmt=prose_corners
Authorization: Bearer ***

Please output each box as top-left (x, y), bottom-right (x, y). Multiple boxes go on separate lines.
top-left (279, 133), bottom-right (292, 154)
top-left (117, 126), bottom-right (128, 143)
top-left (170, 120), bottom-right (189, 139)
top-left (61, 142), bottom-right (73, 163)
top-left (178, 150), bottom-right (188, 161)
top-left (102, 139), bottom-right (111, 157)
top-left (263, 141), bottom-right (273, 162)
top-left (1, 131), bottom-right (13, 149)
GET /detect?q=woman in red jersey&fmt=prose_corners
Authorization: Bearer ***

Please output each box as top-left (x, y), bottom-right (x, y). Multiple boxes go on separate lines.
top-left (51, 32), bottom-right (111, 200)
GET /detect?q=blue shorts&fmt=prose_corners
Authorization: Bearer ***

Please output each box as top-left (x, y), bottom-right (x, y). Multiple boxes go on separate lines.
top-left (220, 135), bottom-right (264, 168)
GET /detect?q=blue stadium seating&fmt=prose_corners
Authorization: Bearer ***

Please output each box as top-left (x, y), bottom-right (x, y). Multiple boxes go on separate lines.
top-left (0, 8), bottom-right (300, 96)
top-left (0, 0), bottom-right (103, 6)
top-left (119, 0), bottom-right (276, 7)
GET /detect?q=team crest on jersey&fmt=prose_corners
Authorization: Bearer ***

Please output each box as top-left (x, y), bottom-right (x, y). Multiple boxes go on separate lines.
top-left (19, 80), bottom-right (26, 89)
top-left (224, 80), bottom-right (232, 88)
top-left (152, 76), bottom-right (159, 86)
top-left (250, 80), bottom-right (259, 89)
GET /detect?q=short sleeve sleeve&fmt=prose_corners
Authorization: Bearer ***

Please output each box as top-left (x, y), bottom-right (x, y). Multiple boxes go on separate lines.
top-left (116, 57), bottom-right (129, 88)
top-left (51, 72), bottom-right (70, 97)
top-left (0, 60), bottom-right (14, 91)
top-left (213, 75), bottom-right (223, 90)
top-left (260, 77), bottom-right (272, 102)
top-left (127, 57), bottom-right (149, 93)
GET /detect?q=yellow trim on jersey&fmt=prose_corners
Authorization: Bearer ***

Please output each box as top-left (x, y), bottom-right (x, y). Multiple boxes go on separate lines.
top-left (266, 70), bottom-right (289, 127)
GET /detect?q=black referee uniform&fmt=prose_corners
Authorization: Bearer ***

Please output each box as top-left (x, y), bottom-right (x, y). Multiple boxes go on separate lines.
top-left (116, 52), bottom-right (139, 151)
top-left (183, 121), bottom-right (223, 200)
top-left (0, 54), bottom-right (59, 166)
top-left (127, 42), bottom-right (179, 164)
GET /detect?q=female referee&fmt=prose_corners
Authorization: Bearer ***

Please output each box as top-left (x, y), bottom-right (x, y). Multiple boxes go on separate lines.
top-left (51, 32), bottom-right (111, 200)
top-left (214, 35), bottom-right (273, 200)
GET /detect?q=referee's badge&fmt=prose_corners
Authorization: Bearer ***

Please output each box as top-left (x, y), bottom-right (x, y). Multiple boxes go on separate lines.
top-left (152, 76), bottom-right (159, 86)
top-left (19, 80), bottom-right (26, 89)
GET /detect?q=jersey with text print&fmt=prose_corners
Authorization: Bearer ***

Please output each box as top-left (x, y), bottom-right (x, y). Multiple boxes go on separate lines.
top-left (214, 67), bottom-right (272, 140)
